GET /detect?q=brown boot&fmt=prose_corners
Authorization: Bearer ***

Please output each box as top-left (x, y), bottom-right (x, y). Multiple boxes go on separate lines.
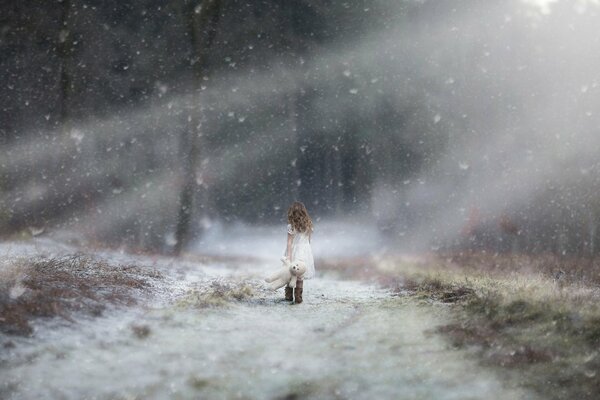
top-left (294, 280), bottom-right (303, 304)
top-left (285, 285), bottom-right (293, 301)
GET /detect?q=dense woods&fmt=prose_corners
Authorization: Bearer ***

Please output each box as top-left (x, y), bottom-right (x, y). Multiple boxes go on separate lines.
top-left (1, 0), bottom-right (599, 255)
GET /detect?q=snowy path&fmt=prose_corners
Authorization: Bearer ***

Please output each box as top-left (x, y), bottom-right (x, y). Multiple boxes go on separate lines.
top-left (1, 243), bottom-right (534, 400)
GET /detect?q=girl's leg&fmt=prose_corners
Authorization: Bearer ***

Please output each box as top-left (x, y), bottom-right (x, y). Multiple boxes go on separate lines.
top-left (294, 279), bottom-right (303, 304)
top-left (285, 285), bottom-right (293, 301)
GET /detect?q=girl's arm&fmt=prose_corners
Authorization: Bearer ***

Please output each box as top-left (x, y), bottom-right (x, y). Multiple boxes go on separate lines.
top-left (286, 233), bottom-right (293, 259)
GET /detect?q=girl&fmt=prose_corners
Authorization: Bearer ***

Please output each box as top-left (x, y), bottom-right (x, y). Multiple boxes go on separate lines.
top-left (284, 201), bottom-right (315, 303)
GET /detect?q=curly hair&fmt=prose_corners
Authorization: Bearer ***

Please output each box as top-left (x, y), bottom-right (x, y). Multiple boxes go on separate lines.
top-left (287, 201), bottom-right (313, 236)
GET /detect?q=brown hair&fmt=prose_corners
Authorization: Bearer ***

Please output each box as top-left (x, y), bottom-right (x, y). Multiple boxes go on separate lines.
top-left (287, 201), bottom-right (313, 236)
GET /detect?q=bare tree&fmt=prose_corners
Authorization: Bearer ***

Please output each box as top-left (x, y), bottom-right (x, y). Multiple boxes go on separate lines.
top-left (57, 0), bottom-right (73, 133)
top-left (173, 0), bottom-right (221, 255)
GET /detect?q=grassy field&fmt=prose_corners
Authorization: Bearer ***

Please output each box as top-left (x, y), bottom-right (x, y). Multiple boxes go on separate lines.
top-left (347, 251), bottom-right (600, 400)
top-left (3, 243), bottom-right (599, 399)
top-left (1, 249), bottom-right (533, 399)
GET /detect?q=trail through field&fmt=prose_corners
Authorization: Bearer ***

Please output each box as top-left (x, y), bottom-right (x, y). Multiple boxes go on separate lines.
top-left (1, 231), bottom-right (534, 399)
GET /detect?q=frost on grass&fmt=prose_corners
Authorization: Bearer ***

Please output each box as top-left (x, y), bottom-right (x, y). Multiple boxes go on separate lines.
top-left (371, 252), bottom-right (600, 400)
top-left (176, 278), bottom-right (268, 308)
top-left (0, 254), bottom-right (163, 336)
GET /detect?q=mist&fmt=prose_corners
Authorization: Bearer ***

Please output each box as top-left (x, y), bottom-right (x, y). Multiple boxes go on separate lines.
top-left (1, 0), bottom-right (599, 256)
top-left (5, 2), bottom-right (600, 398)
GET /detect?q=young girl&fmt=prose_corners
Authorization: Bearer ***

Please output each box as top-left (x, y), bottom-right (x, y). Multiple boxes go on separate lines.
top-left (284, 201), bottom-right (315, 303)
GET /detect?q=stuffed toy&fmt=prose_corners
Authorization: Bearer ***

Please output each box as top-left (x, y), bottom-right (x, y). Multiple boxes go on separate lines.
top-left (265, 257), bottom-right (306, 290)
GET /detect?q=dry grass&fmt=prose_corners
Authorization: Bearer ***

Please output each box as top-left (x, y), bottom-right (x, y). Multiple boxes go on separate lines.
top-left (316, 256), bottom-right (380, 280)
top-left (0, 254), bottom-right (163, 336)
top-left (370, 251), bottom-right (600, 400)
top-left (318, 251), bottom-right (600, 399)
top-left (130, 323), bottom-right (152, 339)
top-left (440, 251), bottom-right (600, 286)
top-left (176, 279), bottom-right (259, 309)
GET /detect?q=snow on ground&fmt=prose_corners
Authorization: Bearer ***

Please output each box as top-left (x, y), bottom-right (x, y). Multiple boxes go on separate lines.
top-left (0, 228), bottom-right (535, 399)
top-left (192, 219), bottom-right (385, 261)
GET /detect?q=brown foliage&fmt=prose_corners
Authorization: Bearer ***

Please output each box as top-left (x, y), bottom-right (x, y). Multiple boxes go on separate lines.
top-left (316, 256), bottom-right (379, 280)
top-left (0, 254), bottom-right (162, 336)
top-left (441, 251), bottom-right (600, 286)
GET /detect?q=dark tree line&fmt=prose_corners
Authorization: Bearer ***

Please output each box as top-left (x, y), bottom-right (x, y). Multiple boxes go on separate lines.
top-left (2, 0), bottom-right (600, 258)
top-left (0, 0), bottom-right (391, 251)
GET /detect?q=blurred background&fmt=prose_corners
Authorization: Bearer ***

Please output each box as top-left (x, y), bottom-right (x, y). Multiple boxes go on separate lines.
top-left (1, 0), bottom-right (599, 256)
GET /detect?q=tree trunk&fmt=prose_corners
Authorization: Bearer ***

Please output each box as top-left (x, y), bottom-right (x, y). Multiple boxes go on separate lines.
top-left (286, 92), bottom-right (300, 201)
top-left (296, 88), bottom-right (320, 210)
top-left (57, 0), bottom-right (73, 134)
top-left (340, 124), bottom-right (358, 212)
top-left (173, 0), bottom-right (221, 256)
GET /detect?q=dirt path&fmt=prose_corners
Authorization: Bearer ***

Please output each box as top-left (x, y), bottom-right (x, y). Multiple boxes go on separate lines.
top-left (1, 248), bottom-right (535, 400)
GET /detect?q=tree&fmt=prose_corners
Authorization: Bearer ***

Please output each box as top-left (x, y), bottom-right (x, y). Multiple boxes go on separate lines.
top-left (173, 0), bottom-right (222, 255)
top-left (57, 0), bottom-right (73, 133)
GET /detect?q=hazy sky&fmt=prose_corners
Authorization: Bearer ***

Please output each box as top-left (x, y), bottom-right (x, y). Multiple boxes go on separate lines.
top-left (525, 0), bottom-right (599, 14)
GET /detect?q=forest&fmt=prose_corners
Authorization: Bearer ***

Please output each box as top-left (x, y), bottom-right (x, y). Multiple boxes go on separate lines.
top-left (2, 0), bottom-right (598, 255)
top-left (3, 2), bottom-right (600, 400)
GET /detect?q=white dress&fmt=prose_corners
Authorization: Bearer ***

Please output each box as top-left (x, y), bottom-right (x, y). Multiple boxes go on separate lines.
top-left (285, 223), bottom-right (315, 280)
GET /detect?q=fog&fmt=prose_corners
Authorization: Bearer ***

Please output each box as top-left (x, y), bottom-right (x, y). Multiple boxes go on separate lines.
top-left (1, 0), bottom-right (599, 256)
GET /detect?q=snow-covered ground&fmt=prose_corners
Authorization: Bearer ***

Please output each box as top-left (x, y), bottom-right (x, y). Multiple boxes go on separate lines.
top-left (0, 230), bottom-right (535, 399)
top-left (192, 219), bottom-right (386, 261)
